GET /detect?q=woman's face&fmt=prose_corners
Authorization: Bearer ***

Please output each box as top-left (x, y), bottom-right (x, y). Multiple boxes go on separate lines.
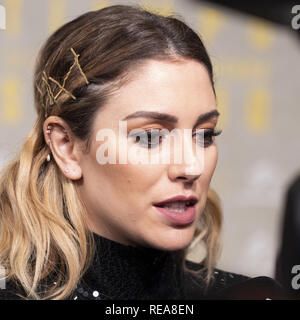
top-left (77, 59), bottom-right (219, 250)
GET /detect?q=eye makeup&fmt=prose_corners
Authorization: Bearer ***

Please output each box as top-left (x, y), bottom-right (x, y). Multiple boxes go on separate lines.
top-left (193, 128), bottom-right (222, 148)
top-left (128, 127), bottom-right (222, 149)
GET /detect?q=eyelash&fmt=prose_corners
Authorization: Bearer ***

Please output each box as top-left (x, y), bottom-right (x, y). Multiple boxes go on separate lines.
top-left (129, 128), bottom-right (222, 149)
top-left (194, 128), bottom-right (222, 147)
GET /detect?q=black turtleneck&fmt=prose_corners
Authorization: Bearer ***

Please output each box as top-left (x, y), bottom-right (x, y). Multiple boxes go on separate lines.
top-left (71, 232), bottom-right (189, 300)
top-left (69, 232), bottom-right (253, 300)
top-left (69, 233), bottom-right (287, 300)
top-left (0, 232), bottom-right (286, 300)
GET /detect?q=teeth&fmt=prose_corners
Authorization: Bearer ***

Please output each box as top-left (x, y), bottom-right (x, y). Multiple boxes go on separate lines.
top-left (161, 201), bottom-right (187, 212)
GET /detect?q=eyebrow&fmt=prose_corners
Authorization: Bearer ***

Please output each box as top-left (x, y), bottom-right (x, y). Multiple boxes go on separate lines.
top-left (123, 109), bottom-right (220, 130)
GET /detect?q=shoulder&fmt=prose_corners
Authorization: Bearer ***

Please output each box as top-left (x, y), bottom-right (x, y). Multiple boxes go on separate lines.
top-left (185, 260), bottom-right (251, 284)
top-left (184, 260), bottom-right (285, 299)
top-left (184, 260), bottom-right (250, 297)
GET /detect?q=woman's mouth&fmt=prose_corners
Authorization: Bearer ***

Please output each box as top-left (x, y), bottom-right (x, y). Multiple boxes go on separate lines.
top-left (153, 196), bottom-right (198, 225)
top-left (158, 201), bottom-right (191, 212)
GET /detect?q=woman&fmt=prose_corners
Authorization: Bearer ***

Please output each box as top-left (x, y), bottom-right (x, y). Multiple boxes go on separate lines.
top-left (0, 4), bottom-right (284, 300)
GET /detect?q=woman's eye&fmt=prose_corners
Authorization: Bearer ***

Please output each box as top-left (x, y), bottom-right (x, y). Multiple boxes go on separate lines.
top-left (129, 129), bottom-right (165, 148)
top-left (194, 129), bottom-right (222, 147)
top-left (129, 128), bottom-right (222, 149)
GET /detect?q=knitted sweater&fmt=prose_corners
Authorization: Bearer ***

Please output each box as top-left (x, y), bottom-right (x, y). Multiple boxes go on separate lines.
top-left (0, 232), bottom-right (285, 300)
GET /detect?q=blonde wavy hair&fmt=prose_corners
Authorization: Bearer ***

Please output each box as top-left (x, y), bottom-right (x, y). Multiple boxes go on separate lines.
top-left (0, 4), bottom-right (222, 299)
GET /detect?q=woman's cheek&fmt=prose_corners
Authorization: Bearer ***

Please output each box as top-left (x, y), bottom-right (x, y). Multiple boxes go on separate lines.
top-left (201, 146), bottom-right (218, 186)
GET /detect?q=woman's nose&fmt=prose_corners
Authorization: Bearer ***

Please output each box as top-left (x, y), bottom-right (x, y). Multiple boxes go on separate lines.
top-left (167, 157), bottom-right (202, 183)
top-left (167, 131), bottom-right (203, 183)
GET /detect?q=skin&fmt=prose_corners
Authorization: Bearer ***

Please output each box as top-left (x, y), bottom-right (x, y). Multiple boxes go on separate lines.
top-left (43, 58), bottom-right (219, 251)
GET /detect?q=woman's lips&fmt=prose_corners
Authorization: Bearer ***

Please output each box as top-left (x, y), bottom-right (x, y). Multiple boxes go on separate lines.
top-left (153, 205), bottom-right (196, 225)
top-left (153, 195), bottom-right (198, 207)
top-left (152, 195), bottom-right (198, 225)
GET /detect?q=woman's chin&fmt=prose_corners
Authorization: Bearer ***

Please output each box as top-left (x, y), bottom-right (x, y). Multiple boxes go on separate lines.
top-left (146, 227), bottom-right (195, 251)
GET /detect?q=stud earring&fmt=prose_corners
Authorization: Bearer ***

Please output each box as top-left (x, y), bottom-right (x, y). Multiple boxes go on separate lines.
top-left (46, 125), bottom-right (52, 144)
top-left (64, 168), bottom-right (69, 173)
top-left (46, 125), bottom-right (53, 161)
top-left (46, 125), bottom-right (52, 134)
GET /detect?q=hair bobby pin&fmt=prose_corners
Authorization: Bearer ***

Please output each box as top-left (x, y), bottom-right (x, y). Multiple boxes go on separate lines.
top-left (40, 47), bottom-right (90, 118)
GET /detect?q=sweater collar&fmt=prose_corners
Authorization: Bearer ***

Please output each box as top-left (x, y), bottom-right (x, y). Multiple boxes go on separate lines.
top-left (80, 232), bottom-right (186, 300)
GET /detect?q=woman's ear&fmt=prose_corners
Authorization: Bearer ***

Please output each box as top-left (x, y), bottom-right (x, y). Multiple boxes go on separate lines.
top-left (43, 116), bottom-right (83, 180)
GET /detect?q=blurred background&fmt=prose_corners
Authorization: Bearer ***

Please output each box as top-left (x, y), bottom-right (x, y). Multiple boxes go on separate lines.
top-left (0, 0), bottom-right (299, 279)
